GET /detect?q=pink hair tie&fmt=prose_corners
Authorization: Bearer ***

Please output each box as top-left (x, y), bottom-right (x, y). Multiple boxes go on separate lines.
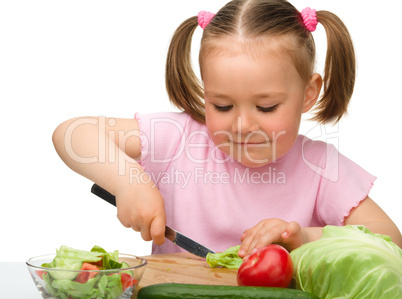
top-left (198, 11), bottom-right (215, 29)
top-left (301, 7), bottom-right (318, 32)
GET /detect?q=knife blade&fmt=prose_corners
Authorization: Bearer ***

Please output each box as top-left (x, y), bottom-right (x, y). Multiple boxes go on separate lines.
top-left (90, 184), bottom-right (216, 258)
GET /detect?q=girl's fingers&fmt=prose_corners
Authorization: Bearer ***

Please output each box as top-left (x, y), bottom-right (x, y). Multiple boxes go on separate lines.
top-left (248, 226), bottom-right (283, 252)
top-left (279, 221), bottom-right (304, 251)
top-left (238, 227), bottom-right (262, 257)
top-left (239, 224), bottom-right (284, 257)
top-left (238, 231), bottom-right (254, 257)
top-left (150, 214), bottom-right (166, 245)
top-left (239, 220), bottom-right (303, 257)
top-left (136, 211), bottom-right (166, 244)
top-left (140, 226), bottom-right (152, 242)
top-left (288, 221), bottom-right (301, 233)
top-left (240, 229), bottom-right (249, 242)
top-left (121, 221), bottom-right (131, 229)
top-left (281, 221), bottom-right (301, 240)
top-left (117, 209), bottom-right (137, 230)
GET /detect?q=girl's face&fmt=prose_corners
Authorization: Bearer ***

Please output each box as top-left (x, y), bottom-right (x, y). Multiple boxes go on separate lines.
top-left (202, 40), bottom-right (320, 168)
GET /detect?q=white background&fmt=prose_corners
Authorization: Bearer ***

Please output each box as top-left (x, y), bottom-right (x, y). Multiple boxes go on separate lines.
top-left (1, 0), bottom-right (401, 262)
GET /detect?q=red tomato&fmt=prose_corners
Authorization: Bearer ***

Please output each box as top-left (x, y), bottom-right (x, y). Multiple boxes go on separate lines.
top-left (35, 270), bottom-right (48, 279)
top-left (75, 262), bottom-right (100, 283)
top-left (237, 244), bottom-right (293, 288)
top-left (120, 273), bottom-right (137, 290)
top-left (90, 259), bottom-right (103, 268)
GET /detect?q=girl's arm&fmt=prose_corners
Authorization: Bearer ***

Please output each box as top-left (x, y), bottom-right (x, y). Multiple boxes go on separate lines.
top-left (238, 196), bottom-right (402, 257)
top-left (52, 116), bottom-right (166, 244)
top-left (344, 196), bottom-right (402, 247)
top-left (302, 197), bottom-right (402, 246)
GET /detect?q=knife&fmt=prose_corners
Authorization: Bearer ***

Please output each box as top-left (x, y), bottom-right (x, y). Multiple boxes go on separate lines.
top-left (90, 184), bottom-right (215, 258)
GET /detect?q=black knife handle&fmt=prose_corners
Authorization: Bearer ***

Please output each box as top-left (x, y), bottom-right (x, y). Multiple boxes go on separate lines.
top-left (91, 184), bottom-right (116, 206)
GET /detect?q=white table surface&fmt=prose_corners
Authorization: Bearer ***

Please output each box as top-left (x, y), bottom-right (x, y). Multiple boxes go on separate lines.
top-left (0, 262), bottom-right (42, 298)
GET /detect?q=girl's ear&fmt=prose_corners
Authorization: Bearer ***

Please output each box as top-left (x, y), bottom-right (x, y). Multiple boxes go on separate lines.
top-left (303, 73), bottom-right (322, 113)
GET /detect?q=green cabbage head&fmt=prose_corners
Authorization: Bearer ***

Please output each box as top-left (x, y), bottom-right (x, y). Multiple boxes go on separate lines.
top-left (290, 225), bottom-right (402, 298)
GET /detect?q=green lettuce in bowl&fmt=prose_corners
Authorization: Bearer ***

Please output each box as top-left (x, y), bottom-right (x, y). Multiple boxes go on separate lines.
top-left (26, 245), bottom-right (147, 299)
top-left (290, 225), bottom-right (402, 298)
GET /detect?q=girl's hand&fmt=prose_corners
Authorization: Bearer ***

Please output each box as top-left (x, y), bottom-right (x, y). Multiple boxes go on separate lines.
top-left (238, 218), bottom-right (305, 258)
top-left (53, 116), bottom-right (168, 244)
top-left (115, 175), bottom-right (166, 245)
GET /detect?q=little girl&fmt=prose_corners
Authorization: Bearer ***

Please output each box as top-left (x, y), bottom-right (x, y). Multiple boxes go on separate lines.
top-left (53, 0), bottom-right (402, 256)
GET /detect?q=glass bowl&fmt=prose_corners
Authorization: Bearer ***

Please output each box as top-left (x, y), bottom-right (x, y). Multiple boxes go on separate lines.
top-left (26, 253), bottom-right (147, 299)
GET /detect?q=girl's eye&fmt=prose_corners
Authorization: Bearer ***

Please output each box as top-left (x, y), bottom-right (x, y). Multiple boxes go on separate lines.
top-left (213, 104), bottom-right (233, 112)
top-left (257, 105), bottom-right (279, 113)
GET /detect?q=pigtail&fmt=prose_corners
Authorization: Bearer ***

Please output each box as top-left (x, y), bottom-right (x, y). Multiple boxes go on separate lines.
top-left (313, 11), bottom-right (356, 124)
top-left (166, 17), bottom-right (205, 123)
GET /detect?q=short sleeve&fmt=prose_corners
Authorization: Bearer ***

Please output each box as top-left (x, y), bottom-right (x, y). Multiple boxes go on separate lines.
top-left (135, 112), bottom-right (190, 178)
top-left (316, 144), bottom-right (377, 225)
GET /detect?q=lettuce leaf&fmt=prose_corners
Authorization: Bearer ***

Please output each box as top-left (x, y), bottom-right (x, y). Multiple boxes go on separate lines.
top-left (46, 274), bottom-right (123, 299)
top-left (40, 245), bottom-right (127, 298)
top-left (90, 245), bottom-right (122, 269)
top-left (42, 245), bottom-right (103, 280)
top-left (51, 276), bottom-right (99, 297)
top-left (290, 225), bottom-right (402, 298)
top-left (206, 245), bottom-right (243, 269)
top-left (42, 245), bottom-right (102, 268)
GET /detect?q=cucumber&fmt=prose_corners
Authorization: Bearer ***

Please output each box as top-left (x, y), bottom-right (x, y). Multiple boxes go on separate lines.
top-left (137, 283), bottom-right (319, 299)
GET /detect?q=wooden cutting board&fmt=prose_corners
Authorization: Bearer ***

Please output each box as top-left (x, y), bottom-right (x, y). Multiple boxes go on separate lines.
top-left (139, 253), bottom-right (238, 287)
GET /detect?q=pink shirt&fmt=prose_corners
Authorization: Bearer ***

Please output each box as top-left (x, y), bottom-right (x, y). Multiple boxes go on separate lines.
top-left (135, 112), bottom-right (376, 254)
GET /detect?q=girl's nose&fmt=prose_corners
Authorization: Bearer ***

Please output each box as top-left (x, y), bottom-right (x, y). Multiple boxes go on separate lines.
top-left (232, 113), bottom-right (258, 134)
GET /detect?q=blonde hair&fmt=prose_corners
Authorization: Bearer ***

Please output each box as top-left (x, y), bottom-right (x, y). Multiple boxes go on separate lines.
top-left (166, 0), bottom-right (356, 124)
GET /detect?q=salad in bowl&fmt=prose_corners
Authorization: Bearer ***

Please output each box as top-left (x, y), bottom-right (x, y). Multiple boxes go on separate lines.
top-left (26, 245), bottom-right (147, 299)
